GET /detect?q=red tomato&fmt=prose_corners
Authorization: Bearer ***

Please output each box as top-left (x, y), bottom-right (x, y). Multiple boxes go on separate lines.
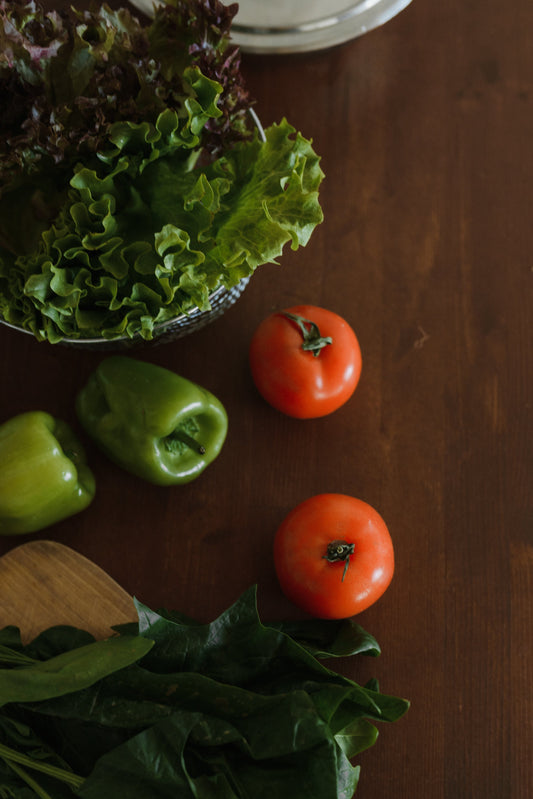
top-left (249, 305), bottom-right (362, 419)
top-left (274, 494), bottom-right (394, 619)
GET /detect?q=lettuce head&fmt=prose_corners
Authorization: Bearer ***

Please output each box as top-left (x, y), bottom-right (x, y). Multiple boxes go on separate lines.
top-left (0, 1), bottom-right (324, 342)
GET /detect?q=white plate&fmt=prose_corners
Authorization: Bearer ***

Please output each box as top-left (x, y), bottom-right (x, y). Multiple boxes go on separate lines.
top-left (128, 0), bottom-right (413, 53)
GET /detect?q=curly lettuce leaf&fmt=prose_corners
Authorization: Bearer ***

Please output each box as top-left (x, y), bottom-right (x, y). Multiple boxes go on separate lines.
top-left (1, 107), bottom-right (323, 342)
top-left (0, 1), bottom-right (324, 343)
top-left (0, 0), bottom-right (250, 187)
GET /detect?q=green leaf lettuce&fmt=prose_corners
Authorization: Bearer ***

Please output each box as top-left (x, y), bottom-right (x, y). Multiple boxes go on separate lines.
top-left (0, 1), bottom-right (324, 343)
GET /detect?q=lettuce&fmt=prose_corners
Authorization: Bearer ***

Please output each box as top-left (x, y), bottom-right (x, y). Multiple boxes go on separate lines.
top-left (0, 0), bottom-right (249, 182)
top-left (0, 1), bottom-right (324, 342)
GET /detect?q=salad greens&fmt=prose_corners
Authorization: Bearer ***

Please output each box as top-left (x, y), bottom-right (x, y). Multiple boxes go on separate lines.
top-left (0, 1), bottom-right (324, 342)
top-left (0, 586), bottom-right (408, 798)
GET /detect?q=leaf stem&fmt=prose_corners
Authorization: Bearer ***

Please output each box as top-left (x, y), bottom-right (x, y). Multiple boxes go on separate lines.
top-left (0, 742), bottom-right (84, 791)
top-left (0, 644), bottom-right (38, 666)
top-left (5, 759), bottom-right (55, 799)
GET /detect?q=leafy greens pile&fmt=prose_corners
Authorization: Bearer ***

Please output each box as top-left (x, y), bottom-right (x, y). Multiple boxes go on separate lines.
top-left (0, 0), bottom-right (324, 342)
top-left (0, 586), bottom-right (408, 798)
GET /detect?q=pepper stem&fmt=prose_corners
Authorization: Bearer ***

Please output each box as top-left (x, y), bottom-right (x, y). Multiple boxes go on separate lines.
top-left (168, 429), bottom-right (206, 455)
top-left (323, 540), bottom-right (355, 581)
top-left (282, 312), bottom-right (332, 357)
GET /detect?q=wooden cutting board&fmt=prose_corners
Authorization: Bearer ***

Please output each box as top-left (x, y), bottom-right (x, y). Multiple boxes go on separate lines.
top-left (0, 540), bottom-right (138, 644)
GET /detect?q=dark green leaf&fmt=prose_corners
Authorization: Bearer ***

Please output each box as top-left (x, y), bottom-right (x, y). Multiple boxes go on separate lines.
top-left (0, 588), bottom-right (408, 798)
top-left (334, 717), bottom-right (379, 759)
top-left (0, 715), bottom-right (81, 797)
top-left (77, 708), bottom-right (360, 799)
top-left (270, 618), bottom-right (381, 658)
top-left (0, 629), bottom-right (23, 651)
top-left (24, 627), bottom-right (97, 660)
top-left (0, 636), bottom-right (153, 707)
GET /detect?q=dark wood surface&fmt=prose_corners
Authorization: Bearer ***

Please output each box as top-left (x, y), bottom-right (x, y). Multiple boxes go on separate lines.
top-left (1, 1), bottom-right (532, 796)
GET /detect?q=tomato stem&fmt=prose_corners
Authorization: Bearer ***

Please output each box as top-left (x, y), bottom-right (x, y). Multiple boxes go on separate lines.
top-left (324, 540), bottom-right (355, 581)
top-left (282, 312), bottom-right (332, 357)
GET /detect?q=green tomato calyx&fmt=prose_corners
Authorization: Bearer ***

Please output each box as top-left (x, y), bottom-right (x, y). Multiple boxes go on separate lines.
top-left (282, 312), bottom-right (333, 357)
top-left (324, 540), bottom-right (355, 581)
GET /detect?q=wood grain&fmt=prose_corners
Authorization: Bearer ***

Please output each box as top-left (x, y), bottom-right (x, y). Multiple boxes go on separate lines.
top-left (0, 1), bottom-right (531, 797)
top-left (0, 541), bottom-right (137, 643)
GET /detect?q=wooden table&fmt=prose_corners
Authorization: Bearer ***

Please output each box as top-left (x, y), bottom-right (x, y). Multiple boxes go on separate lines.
top-left (1, 1), bottom-right (531, 797)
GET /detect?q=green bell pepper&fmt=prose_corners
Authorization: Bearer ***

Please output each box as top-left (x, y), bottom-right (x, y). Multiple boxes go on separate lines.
top-left (0, 411), bottom-right (96, 536)
top-left (76, 356), bottom-right (228, 486)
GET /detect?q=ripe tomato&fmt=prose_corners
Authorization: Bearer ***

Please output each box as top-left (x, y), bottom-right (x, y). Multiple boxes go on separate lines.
top-left (273, 494), bottom-right (394, 619)
top-left (249, 305), bottom-right (362, 419)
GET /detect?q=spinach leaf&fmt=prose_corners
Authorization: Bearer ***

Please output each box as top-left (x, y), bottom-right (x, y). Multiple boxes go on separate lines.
top-left (24, 627), bottom-right (97, 661)
top-left (76, 708), bottom-right (360, 799)
top-left (0, 627), bottom-right (24, 652)
top-left (0, 715), bottom-right (82, 797)
top-left (0, 646), bottom-right (36, 667)
top-left (270, 617), bottom-right (381, 659)
top-left (333, 717), bottom-right (378, 759)
top-left (0, 636), bottom-right (153, 707)
top-left (135, 586), bottom-right (363, 688)
top-left (0, 587), bottom-right (408, 798)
